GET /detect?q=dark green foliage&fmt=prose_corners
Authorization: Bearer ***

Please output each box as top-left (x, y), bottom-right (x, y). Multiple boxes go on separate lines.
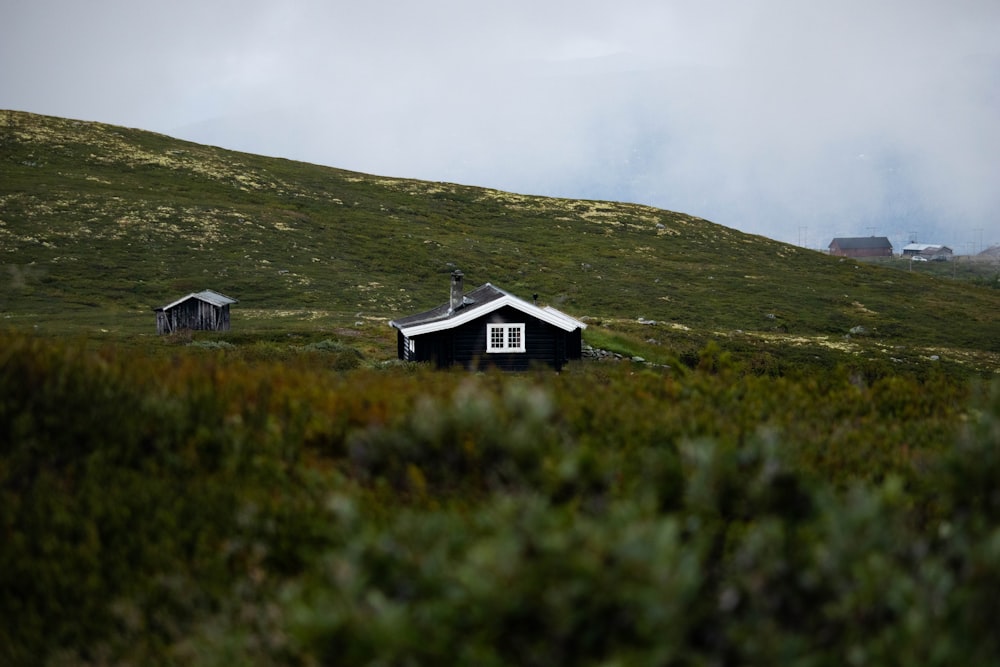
top-left (3, 331), bottom-right (1000, 665)
top-left (0, 334), bottom-right (342, 664)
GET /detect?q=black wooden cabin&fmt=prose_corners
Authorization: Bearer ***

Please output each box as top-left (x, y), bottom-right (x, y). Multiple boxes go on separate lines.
top-left (389, 271), bottom-right (586, 371)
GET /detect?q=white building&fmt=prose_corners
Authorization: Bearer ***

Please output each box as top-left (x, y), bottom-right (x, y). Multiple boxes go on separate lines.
top-left (902, 243), bottom-right (954, 261)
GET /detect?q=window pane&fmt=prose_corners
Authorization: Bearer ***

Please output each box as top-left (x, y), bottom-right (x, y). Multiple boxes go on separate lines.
top-left (508, 326), bottom-right (521, 349)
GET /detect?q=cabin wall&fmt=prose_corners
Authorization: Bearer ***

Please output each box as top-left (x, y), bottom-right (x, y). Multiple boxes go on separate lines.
top-left (155, 311), bottom-right (170, 335)
top-left (566, 328), bottom-right (582, 360)
top-left (830, 244), bottom-right (893, 258)
top-left (410, 306), bottom-right (579, 370)
top-left (396, 331), bottom-right (427, 364)
top-left (156, 300), bottom-right (230, 334)
top-left (410, 330), bottom-right (455, 366)
top-left (397, 331), bottom-right (407, 361)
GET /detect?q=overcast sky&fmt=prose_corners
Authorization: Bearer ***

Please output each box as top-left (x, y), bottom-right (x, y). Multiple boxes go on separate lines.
top-left (3, 0), bottom-right (999, 251)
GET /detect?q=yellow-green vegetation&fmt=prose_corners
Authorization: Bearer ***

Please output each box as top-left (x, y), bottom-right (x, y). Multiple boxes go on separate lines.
top-left (2, 330), bottom-right (999, 665)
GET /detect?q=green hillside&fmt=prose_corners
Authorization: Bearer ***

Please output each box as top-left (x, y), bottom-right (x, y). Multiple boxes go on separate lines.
top-left (2, 110), bottom-right (998, 371)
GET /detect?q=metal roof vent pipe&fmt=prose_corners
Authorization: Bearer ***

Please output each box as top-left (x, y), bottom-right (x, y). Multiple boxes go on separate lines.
top-left (449, 270), bottom-right (464, 313)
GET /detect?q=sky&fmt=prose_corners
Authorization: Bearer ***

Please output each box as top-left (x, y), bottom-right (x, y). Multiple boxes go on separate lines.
top-left (3, 0), bottom-right (999, 252)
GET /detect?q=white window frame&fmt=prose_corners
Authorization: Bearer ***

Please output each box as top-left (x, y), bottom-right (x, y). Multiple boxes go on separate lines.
top-left (486, 323), bottom-right (526, 353)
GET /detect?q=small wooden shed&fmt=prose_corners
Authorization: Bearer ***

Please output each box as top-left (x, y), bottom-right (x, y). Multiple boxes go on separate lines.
top-left (154, 289), bottom-right (238, 335)
top-left (389, 271), bottom-right (587, 371)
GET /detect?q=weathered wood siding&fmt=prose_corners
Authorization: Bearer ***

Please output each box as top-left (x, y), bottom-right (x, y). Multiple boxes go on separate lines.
top-left (156, 299), bottom-right (231, 335)
top-left (410, 306), bottom-right (582, 370)
top-left (830, 245), bottom-right (893, 258)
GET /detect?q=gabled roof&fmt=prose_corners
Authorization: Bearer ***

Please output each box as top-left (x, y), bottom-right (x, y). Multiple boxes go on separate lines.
top-left (829, 236), bottom-right (893, 249)
top-left (390, 283), bottom-right (587, 337)
top-left (156, 289), bottom-right (238, 312)
top-left (903, 243), bottom-right (951, 253)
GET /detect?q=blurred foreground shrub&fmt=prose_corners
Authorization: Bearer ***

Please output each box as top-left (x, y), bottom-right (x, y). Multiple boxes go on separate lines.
top-left (1, 331), bottom-right (998, 665)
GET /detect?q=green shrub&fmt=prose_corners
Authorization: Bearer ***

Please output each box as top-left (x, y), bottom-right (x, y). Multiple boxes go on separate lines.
top-left (2, 331), bottom-right (998, 666)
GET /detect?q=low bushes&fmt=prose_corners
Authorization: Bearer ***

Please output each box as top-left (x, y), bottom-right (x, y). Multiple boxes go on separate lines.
top-left (1, 330), bottom-right (997, 665)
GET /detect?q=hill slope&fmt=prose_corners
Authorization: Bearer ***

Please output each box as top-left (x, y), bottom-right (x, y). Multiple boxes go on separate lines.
top-left (2, 110), bottom-right (998, 368)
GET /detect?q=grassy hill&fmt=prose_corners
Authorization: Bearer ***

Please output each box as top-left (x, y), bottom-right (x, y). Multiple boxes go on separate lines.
top-left (2, 110), bottom-right (999, 371)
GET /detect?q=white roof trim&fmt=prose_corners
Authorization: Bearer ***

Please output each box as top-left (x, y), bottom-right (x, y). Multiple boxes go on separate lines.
top-left (543, 305), bottom-right (589, 331)
top-left (397, 293), bottom-right (586, 337)
top-left (904, 243), bottom-right (950, 253)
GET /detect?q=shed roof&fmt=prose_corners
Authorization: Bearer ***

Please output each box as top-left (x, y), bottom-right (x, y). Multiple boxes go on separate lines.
top-left (829, 236), bottom-right (893, 250)
top-left (156, 289), bottom-right (238, 312)
top-left (390, 283), bottom-right (586, 337)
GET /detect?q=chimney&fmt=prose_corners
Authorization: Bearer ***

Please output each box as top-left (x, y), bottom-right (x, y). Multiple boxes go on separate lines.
top-left (449, 270), bottom-right (464, 313)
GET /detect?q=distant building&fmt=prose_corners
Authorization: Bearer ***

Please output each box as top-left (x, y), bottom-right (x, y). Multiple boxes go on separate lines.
top-left (154, 289), bottom-right (237, 335)
top-left (389, 270), bottom-right (586, 371)
top-left (902, 243), bottom-right (954, 261)
top-left (828, 236), bottom-right (893, 258)
top-left (976, 245), bottom-right (1000, 261)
